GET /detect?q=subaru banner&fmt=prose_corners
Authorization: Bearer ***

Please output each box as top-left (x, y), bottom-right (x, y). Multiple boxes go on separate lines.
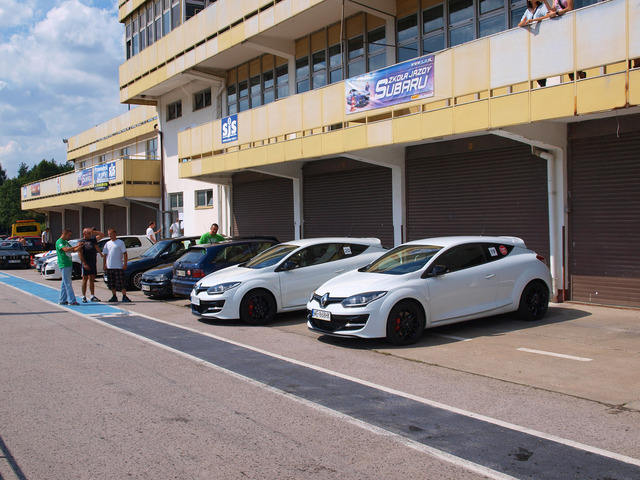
top-left (345, 55), bottom-right (434, 115)
top-left (77, 168), bottom-right (93, 188)
top-left (221, 114), bottom-right (238, 144)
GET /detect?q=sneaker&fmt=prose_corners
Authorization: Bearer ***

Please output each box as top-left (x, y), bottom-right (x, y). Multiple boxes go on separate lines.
top-left (90, 296), bottom-right (101, 302)
top-left (108, 296), bottom-right (118, 303)
top-left (69, 301), bottom-right (80, 306)
top-left (81, 297), bottom-right (88, 303)
top-left (59, 301), bottom-right (68, 305)
top-left (121, 296), bottom-right (131, 303)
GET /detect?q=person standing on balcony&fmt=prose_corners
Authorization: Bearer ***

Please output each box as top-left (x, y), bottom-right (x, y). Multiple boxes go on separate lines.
top-left (146, 220), bottom-right (160, 243)
top-left (56, 228), bottom-right (83, 306)
top-left (518, 1), bottom-right (548, 27)
top-left (543, 0), bottom-right (573, 18)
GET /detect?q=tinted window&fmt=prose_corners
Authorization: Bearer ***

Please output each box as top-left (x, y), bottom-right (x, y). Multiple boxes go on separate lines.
top-left (212, 244), bottom-right (253, 263)
top-left (178, 247), bottom-right (208, 263)
top-left (124, 238), bottom-right (142, 248)
top-left (245, 244), bottom-right (298, 269)
top-left (431, 244), bottom-right (487, 273)
top-left (365, 245), bottom-right (442, 275)
top-left (483, 242), bottom-right (514, 262)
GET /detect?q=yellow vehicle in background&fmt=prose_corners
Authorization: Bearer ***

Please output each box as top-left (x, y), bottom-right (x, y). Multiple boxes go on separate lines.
top-left (11, 220), bottom-right (41, 238)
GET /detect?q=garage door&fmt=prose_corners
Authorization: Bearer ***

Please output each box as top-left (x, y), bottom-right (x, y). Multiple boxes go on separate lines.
top-left (232, 172), bottom-right (295, 242)
top-left (406, 136), bottom-right (550, 260)
top-left (303, 158), bottom-right (394, 248)
top-left (569, 116), bottom-right (640, 307)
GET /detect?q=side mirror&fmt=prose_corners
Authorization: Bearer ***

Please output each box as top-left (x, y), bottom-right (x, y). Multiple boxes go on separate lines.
top-left (281, 260), bottom-right (297, 271)
top-left (425, 264), bottom-right (449, 278)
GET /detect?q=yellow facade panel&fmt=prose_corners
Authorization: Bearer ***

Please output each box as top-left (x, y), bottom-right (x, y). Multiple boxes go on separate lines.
top-left (179, 160), bottom-right (191, 179)
top-left (275, 0), bottom-right (293, 23)
top-left (195, 14), bottom-right (207, 45)
top-left (302, 89), bottom-right (323, 131)
top-left (393, 115), bottom-right (422, 144)
top-left (453, 40), bottom-right (490, 97)
top-left (180, 130), bottom-right (192, 158)
top-left (577, 74), bottom-right (627, 114)
top-left (452, 100), bottom-right (489, 134)
top-left (280, 96), bottom-right (302, 135)
top-left (630, 69), bottom-right (640, 106)
top-left (267, 142), bottom-right (286, 164)
top-left (490, 92), bottom-right (530, 127)
top-left (223, 152), bottom-right (239, 172)
top-left (284, 138), bottom-right (303, 161)
top-left (531, 84), bottom-right (574, 121)
top-left (433, 50), bottom-right (453, 100)
top-left (293, 0), bottom-right (311, 16)
top-left (236, 110), bottom-right (252, 145)
top-left (343, 125), bottom-right (367, 151)
top-left (217, 0), bottom-right (230, 27)
top-left (422, 108), bottom-right (453, 138)
top-left (175, 54), bottom-right (186, 74)
top-left (245, 14), bottom-right (260, 38)
top-left (252, 108), bottom-right (269, 140)
top-left (206, 36), bottom-right (220, 59)
top-left (185, 48), bottom-right (196, 70)
top-left (321, 130), bottom-right (344, 155)
top-left (195, 43), bottom-right (207, 64)
top-left (230, 24), bottom-right (245, 47)
top-left (367, 120), bottom-right (394, 147)
top-left (218, 30), bottom-right (232, 52)
top-left (191, 126), bottom-right (203, 158)
top-left (243, 0), bottom-right (260, 12)
top-left (205, 3), bottom-right (218, 34)
top-left (302, 134), bottom-right (322, 158)
top-left (212, 120), bottom-right (223, 152)
top-left (259, 7), bottom-right (275, 31)
top-left (184, 17), bottom-right (196, 50)
top-left (238, 148), bottom-right (256, 169)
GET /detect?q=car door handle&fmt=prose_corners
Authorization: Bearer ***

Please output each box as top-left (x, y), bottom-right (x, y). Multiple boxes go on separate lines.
top-left (335, 269), bottom-right (346, 273)
top-left (485, 274), bottom-right (496, 279)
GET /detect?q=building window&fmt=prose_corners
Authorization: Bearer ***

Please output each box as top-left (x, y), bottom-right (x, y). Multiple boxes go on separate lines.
top-left (139, 11), bottom-right (146, 50)
top-left (227, 84), bottom-right (237, 115)
top-left (276, 63), bottom-right (289, 99)
top-left (125, 21), bottom-right (132, 59)
top-left (163, 0), bottom-right (171, 36)
top-left (367, 26), bottom-right (386, 72)
top-left (328, 43), bottom-right (342, 84)
top-left (250, 74), bottom-right (261, 108)
top-left (194, 88), bottom-right (212, 111)
top-left (296, 56), bottom-right (309, 94)
top-left (77, 161), bottom-right (86, 169)
top-left (186, 0), bottom-right (205, 20)
top-left (98, 154), bottom-right (107, 164)
top-left (147, 138), bottom-right (158, 158)
top-left (347, 35), bottom-right (365, 78)
top-left (195, 189), bottom-right (213, 208)
top-left (120, 147), bottom-right (130, 159)
top-left (312, 50), bottom-right (327, 89)
top-left (397, 14), bottom-right (419, 62)
top-left (423, 5), bottom-right (445, 54)
top-left (169, 192), bottom-right (184, 209)
top-left (238, 80), bottom-right (249, 112)
top-left (155, 0), bottom-right (162, 41)
top-left (147, 5), bottom-right (154, 46)
top-left (171, 0), bottom-right (181, 30)
top-left (167, 100), bottom-right (182, 120)
top-left (263, 69), bottom-right (275, 105)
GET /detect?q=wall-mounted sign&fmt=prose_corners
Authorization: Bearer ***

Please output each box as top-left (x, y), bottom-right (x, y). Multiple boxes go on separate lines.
top-left (77, 168), bottom-right (93, 188)
top-left (93, 162), bottom-right (117, 191)
top-left (345, 55), bottom-right (435, 115)
top-left (221, 114), bottom-right (238, 144)
top-left (30, 183), bottom-right (40, 196)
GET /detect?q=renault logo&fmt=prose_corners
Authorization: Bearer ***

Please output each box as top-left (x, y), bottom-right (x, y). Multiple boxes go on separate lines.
top-left (320, 293), bottom-right (330, 308)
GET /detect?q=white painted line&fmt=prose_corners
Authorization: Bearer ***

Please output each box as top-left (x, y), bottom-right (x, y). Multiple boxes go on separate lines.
top-left (428, 333), bottom-right (473, 342)
top-left (517, 348), bottom-right (593, 362)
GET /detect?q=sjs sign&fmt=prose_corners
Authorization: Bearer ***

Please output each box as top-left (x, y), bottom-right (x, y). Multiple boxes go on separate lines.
top-left (221, 114), bottom-right (238, 143)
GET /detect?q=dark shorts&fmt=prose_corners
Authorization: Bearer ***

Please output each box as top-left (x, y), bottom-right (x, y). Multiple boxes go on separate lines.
top-left (106, 268), bottom-right (125, 291)
top-left (82, 261), bottom-right (97, 276)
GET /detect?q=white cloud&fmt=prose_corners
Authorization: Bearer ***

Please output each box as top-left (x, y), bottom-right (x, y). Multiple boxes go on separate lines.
top-left (0, 0), bottom-right (126, 177)
top-left (0, 0), bottom-right (35, 29)
top-left (0, 140), bottom-right (20, 158)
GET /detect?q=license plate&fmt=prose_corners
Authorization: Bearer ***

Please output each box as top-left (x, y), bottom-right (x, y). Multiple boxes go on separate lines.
top-left (192, 296), bottom-right (200, 306)
top-left (142, 285), bottom-right (150, 291)
top-left (176, 270), bottom-right (186, 277)
top-left (8, 260), bottom-right (21, 264)
top-left (312, 309), bottom-right (331, 321)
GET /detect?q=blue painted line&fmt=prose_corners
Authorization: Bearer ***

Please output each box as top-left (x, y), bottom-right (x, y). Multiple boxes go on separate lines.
top-left (0, 272), bottom-right (121, 315)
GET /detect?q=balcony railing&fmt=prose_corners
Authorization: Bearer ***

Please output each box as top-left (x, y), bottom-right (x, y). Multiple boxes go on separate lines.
top-left (177, 0), bottom-right (639, 178)
top-left (21, 157), bottom-right (161, 205)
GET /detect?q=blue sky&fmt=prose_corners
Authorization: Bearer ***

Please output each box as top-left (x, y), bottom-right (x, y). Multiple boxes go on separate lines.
top-left (0, 0), bottom-right (127, 177)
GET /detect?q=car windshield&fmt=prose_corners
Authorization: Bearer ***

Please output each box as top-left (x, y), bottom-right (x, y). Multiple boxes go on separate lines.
top-left (243, 244), bottom-right (298, 269)
top-left (0, 242), bottom-right (21, 250)
top-left (141, 241), bottom-right (169, 258)
top-left (363, 244), bottom-right (443, 275)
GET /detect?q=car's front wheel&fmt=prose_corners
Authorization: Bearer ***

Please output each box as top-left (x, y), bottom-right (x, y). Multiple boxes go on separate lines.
top-left (130, 271), bottom-right (143, 290)
top-left (386, 300), bottom-right (425, 346)
top-left (517, 280), bottom-right (549, 321)
top-left (240, 289), bottom-right (276, 325)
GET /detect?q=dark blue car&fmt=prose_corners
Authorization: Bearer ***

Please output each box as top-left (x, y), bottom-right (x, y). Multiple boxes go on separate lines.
top-left (172, 238), bottom-right (278, 297)
top-left (140, 263), bottom-right (175, 297)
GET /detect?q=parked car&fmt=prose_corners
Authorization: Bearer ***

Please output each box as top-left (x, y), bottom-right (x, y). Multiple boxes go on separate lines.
top-left (43, 235), bottom-right (153, 280)
top-left (172, 237), bottom-right (279, 297)
top-left (0, 241), bottom-right (31, 269)
top-left (190, 237), bottom-right (387, 325)
top-left (307, 236), bottom-right (552, 346)
top-left (8, 235), bottom-right (46, 258)
top-left (140, 263), bottom-right (175, 298)
top-left (106, 236), bottom-right (199, 290)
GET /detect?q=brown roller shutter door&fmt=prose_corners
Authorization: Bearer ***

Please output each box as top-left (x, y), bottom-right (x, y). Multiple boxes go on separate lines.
top-left (232, 172), bottom-right (295, 242)
top-left (406, 139), bottom-right (550, 261)
top-left (569, 120), bottom-right (640, 307)
top-left (303, 159), bottom-right (394, 248)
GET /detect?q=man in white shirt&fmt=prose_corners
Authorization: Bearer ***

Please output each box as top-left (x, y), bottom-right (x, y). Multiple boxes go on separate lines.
top-left (102, 228), bottom-right (130, 303)
top-left (146, 220), bottom-right (160, 243)
top-left (169, 219), bottom-right (182, 238)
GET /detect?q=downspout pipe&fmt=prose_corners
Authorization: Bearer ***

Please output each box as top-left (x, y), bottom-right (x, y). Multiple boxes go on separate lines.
top-left (154, 124), bottom-right (166, 238)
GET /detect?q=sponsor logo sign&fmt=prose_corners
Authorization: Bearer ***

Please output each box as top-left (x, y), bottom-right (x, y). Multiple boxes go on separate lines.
top-left (221, 114), bottom-right (238, 144)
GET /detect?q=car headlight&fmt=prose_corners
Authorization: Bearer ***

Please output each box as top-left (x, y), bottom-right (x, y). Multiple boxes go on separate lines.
top-left (341, 291), bottom-right (387, 308)
top-left (154, 274), bottom-right (168, 282)
top-left (207, 282), bottom-right (241, 295)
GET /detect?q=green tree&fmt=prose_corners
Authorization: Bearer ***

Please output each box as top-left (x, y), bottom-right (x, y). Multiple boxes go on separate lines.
top-left (0, 163), bottom-right (7, 187)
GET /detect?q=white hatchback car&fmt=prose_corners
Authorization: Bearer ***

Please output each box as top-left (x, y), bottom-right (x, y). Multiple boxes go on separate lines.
top-left (42, 235), bottom-right (153, 280)
top-left (307, 236), bottom-right (552, 345)
top-left (191, 237), bottom-right (387, 325)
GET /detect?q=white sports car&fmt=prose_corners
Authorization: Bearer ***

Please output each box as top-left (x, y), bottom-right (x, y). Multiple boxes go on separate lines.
top-left (191, 237), bottom-right (387, 325)
top-left (307, 236), bottom-right (552, 345)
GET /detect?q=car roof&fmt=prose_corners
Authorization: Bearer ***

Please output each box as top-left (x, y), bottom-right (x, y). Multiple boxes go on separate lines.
top-left (187, 237), bottom-right (280, 249)
top-left (275, 237), bottom-right (383, 248)
top-left (401, 236), bottom-right (526, 248)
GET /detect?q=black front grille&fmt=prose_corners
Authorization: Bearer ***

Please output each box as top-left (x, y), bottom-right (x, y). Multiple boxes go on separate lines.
top-left (311, 293), bottom-right (346, 308)
top-left (192, 300), bottom-right (225, 315)
top-left (307, 311), bottom-right (369, 332)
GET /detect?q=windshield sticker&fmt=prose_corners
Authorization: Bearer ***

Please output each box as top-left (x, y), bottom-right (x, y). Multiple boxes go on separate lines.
top-left (343, 246), bottom-right (352, 255)
top-left (488, 247), bottom-right (498, 257)
top-left (499, 245), bottom-right (508, 255)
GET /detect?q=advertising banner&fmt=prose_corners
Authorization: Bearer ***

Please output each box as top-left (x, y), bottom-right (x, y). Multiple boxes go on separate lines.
top-left (77, 168), bottom-right (93, 188)
top-left (93, 163), bottom-right (109, 191)
top-left (221, 114), bottom-right (238, 144)
top-left (345, 55), bottom-right (434, 115)
top-left (30, 183), bottom-right (40, 196)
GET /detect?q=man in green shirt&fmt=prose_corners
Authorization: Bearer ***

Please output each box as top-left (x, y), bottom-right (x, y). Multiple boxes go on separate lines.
top-left (56, 228), bottom-right (83, 305)
top-left (198, 223), bottom-right (226, 244)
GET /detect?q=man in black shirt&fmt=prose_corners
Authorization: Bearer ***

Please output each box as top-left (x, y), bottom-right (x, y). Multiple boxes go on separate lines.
top-left (78, 227), bottom-right (105, 303)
